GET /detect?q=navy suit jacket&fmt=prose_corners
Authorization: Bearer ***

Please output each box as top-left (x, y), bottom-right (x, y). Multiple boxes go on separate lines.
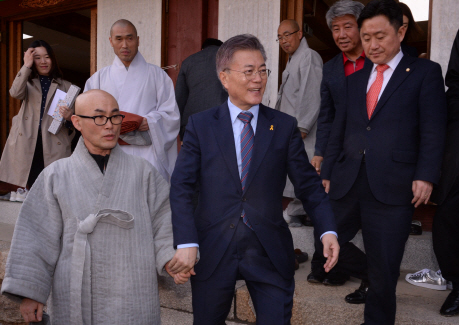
top-left (322, 55), bottom-right (447, 206)
top-left (171, 102), bottom-right (336, 281)
top-left (315, 53), bottom-right (347, 157)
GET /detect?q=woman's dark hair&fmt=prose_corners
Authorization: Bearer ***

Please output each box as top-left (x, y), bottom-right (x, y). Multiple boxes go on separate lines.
top-left (398, 2), bottom-right (424, 43)
top-left (27, 39), bottom-right (63, 80)
top-left (357, 0), bottom-right (403, 31)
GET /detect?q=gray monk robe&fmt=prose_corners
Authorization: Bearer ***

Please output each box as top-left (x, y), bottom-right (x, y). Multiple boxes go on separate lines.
top-left (1, 138), bottom-right (175, 325)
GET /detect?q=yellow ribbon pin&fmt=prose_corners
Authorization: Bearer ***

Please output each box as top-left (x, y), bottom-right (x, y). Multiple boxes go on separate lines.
top-left (270, 125), bottom-right (274, 131)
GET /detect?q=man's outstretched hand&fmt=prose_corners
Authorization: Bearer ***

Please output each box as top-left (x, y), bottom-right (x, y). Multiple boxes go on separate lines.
top-left (20, 298), bottom-right (43, 323)
top-left (165, 261), bottom-right (195, 284)
top-left (322, 233), bottom-right (340, 273)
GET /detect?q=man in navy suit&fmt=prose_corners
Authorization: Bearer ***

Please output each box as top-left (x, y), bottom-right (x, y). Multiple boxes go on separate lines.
top-left (321, 0), bottom-right (447, 324)
top-left (169, 34), bottom-right (339, 324)
top-left (309, 0), bottom-right (366, 288)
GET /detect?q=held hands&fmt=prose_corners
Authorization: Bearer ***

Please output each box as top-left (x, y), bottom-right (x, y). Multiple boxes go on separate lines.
top-left (300, 132), bottom-right (308, 140)
top-left (59, 105), bottom-right (73, 121)
top-left (24, 48), bottom-right (35, 69)
top-left (412, 180), bottom-right (433, 208)
top-left (20, 298), bottom-right (43, 323)
top-left (166, 247), bottom-right (198, 284)
top-left (311, 156), bottom-right (323, 175)
top-left (321, 233), bottom-right (340, 273)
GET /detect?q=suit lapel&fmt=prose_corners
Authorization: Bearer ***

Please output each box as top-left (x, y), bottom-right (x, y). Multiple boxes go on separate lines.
top-left (211, 103), bottom-right (243, 193)
top-left (370, 55), bottom-right (415, 121)
top-left (243, 105), bottom-right (275, 194)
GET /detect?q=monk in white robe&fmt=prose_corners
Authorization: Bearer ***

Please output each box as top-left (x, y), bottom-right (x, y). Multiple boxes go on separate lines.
top-left (1, 90), bottom-right (181, 324)
top-left (84, 19), bottom-right (180, 182)
top-left (275, 20), bottom-right (323, 224)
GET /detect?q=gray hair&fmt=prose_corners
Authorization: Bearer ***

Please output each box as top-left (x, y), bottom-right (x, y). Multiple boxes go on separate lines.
top-left (216, 34), bottom-right (267, 74)
top-left (325, 0), bottom-right (365, 30)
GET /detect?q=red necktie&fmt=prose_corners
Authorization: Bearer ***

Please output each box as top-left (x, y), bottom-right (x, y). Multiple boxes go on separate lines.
top-left (366, 64), bottom-right (390, 119)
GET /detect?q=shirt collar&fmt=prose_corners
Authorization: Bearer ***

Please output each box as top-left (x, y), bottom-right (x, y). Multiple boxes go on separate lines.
top-left (371, 48), bottom-right (404, 73)
top-left (227, 97), bottom-right (259, 124)
top-left (342, 50), bottom-right (365, 64)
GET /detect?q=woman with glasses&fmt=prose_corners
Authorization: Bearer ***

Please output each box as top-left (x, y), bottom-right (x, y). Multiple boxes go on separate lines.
top-left (0, 40), bottom-right (75, 201)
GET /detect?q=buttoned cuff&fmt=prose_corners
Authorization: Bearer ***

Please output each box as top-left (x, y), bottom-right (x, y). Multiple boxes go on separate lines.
top-left (177, 243), bottom-right (199, 249)
top-left (320, 231), bottom-right (337, 240)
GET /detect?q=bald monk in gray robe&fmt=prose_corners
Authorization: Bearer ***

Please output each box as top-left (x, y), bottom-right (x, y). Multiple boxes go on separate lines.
top-left (1, 90), bottom-right (183, 324)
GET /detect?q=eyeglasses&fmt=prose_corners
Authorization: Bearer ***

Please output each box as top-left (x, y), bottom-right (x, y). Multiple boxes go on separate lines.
top-left (224, 68), bottom-right (271, 80)
top-left (76, 114), bottom-right (125, 126)
top-left (276, 30), bottom-right (299, 42)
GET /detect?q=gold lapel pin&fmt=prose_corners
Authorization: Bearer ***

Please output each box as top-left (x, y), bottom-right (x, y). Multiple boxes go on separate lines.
top-left (406, 68), bottom-right (410, 72)
top-left (270, 125), bottom-right (274, 131)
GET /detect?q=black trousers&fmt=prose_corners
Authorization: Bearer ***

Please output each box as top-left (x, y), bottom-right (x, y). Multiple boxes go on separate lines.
top-left (330, 163), bottom-right (413, 325)
top-left (27, 131), bottom-right (44, 188)
top-left (191, 218), bottom-right (295, 325)
top-left (433, 176), bottom-right (459, 284)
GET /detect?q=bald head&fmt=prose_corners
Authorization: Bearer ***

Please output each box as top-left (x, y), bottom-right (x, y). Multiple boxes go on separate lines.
top-left (110, 19), bottom-right (138, 37)
top-left (75, 89), bottom-right (118, 115)
top-left (72, 90), bottom-right (121, 155)
top-left (279, 19), bottom-right (300, 32)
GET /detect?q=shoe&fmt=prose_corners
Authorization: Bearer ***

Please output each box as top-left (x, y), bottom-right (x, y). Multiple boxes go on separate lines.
top-left (405, 268), bottom-right (446, 290)
top-left (440, 286), bottom-right (459, 316)
top-left (9, 191), bottom-right (17, 202)
top-left (0, 192), bottom-right (11, 201)
top-left (15, 188), bottom-right (28, 202)
top-left (307, 270), bottom-right (325, 284)
top-left (294, 249), bottom-right (308, 263)
top-left (301, 214), bottom-right (314, 227)
top-left (345, 280), bottom-right (369, 304)
top-left (323, 272), bottom-right (350, 286)
top-left (410, 220), bottom-right (422, 235)
top-left (283, 210), bottom-right (302, 227)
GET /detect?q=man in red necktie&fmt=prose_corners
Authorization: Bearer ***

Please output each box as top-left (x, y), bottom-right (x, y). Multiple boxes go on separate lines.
top-left (321, 1), bottom-right (447, 324)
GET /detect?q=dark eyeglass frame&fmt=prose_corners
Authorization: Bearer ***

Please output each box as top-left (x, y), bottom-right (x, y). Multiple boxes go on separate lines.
top-left (276, 30), bottom-right (299, 42)
top-left (224, 68), bottom-right (271, 80)
top-left (76, 114), bottom-right (125, 126)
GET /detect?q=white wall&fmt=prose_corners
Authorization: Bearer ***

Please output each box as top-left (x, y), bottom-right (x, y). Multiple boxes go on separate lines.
top-left (430, 0), bottom-right (459, 80)
top-left (97, 0), bottom-right (162, 70)
top-left (218, 0), bottom-right (281, 107)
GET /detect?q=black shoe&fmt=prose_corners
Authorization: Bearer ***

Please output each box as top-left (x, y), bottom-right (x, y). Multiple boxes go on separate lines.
top-left (345, 280), bottom-right (369, 304)
top-left (307, 270), bottom-right (325, 284)
top-left (440, 287), bottom-right (459, 316)
top-left (294, 249), bottom-right (309, 263)
top-left (300, 214), bottom-right (314, 227)
top-left (323, 272), bottom-right (350, 286)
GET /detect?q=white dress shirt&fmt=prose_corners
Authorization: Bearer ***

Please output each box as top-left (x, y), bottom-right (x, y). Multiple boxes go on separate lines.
top-left (367, 48), bottom-right (404, 99)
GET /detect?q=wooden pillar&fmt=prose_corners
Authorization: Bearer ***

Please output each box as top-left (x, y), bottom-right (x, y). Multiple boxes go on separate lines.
top-left (8, 21), bottom-right (21, 129)
top-left (90, 7), bottom-right (97, 76)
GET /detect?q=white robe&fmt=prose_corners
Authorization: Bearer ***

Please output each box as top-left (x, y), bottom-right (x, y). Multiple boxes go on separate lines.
top-left (84, 52), bottom-right (180, 182)
top-left (275, 38), bottom-right (323, 198)
top-left (1, 139), bottom-right (176, 325)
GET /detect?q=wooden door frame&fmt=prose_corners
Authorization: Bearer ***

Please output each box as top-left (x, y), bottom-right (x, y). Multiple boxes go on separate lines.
top-left (0, 1), bottom-right (97, 151)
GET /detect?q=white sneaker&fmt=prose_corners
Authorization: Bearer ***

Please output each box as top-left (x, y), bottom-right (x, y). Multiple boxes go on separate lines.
top-left (405, 268), bottom-right (447, 290)
top-left (9, 191), bottom-right (17, 202)
top-left (15, 188), bottom-right (28, 202)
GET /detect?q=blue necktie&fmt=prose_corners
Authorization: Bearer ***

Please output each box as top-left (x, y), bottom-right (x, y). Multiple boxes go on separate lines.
top-left (238, 111), bottom-right (254, 229)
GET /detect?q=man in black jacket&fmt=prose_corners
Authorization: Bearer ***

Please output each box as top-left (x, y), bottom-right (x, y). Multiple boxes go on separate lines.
top-left (432, 28), bottom-right (459, 318)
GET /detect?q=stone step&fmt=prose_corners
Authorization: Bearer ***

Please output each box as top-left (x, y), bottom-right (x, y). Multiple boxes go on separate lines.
top-left (290, 225), bottom-right (439, 272)
top-left (159, 260), bottom-right (456, 325)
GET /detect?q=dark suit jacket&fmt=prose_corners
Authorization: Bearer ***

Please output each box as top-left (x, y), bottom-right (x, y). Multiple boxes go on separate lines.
top-left (171, 102), bottom-right (336, 281)
top-left (315, 53), bottom-right (347, 157)
top-left (175, 46), bottom-right (228, 139)
top-left (322, 55), bottom-right (447, 206)
top-left (433, 30), bottom-right (459, 204)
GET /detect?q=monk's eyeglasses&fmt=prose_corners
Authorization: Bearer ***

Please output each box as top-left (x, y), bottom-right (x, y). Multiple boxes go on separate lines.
top-left (276, 30), bottom-right (299, 42)
top-left (224, 68), bottom-right (271, 80)
top-left (76, 114), bottom-right (125, 126)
